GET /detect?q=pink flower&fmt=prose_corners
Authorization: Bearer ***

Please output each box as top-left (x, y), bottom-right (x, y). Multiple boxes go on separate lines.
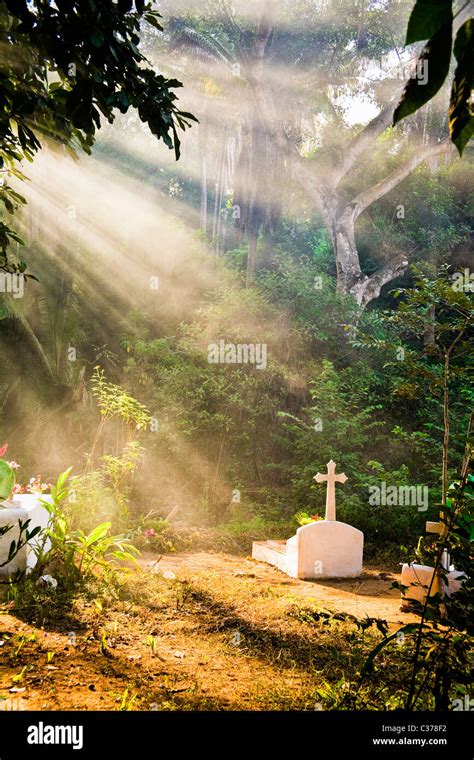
top-left (7, 461), bottom-right (20, 470)
top-left (0, 443), bottom-right (8, 458)
top-left (143, 528), bottom-right (157, 539)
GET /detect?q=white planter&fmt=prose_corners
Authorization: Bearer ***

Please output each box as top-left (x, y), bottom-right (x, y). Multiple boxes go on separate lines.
top-left (0, 494), bottom-right (53, 576)
top-left (400, 562), bottom-right (466, 607)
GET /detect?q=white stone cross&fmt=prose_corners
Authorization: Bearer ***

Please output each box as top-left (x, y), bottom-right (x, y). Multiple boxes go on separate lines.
top-left (314, 459), bottom-right (347, 521)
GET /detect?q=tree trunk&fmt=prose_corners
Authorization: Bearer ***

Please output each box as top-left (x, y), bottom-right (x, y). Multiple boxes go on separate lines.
top-left (333, 205), bottom-right (363, 296)
top-left (212, 128), bottom-right (227, 247)
top-left (199, 122), bottom-right (208, 236)
top-left (327, 202), bottom-right (408, 306)
top-left (244, 125), bottom-right (266, 286)
top-left (245, 226), bottom-right (258, 287)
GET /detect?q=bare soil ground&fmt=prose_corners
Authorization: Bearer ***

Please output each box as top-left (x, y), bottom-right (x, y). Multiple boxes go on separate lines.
top-left (0, 551), bottom-right (418, 711)
top-left (144, 551), bottom-right (417, 624)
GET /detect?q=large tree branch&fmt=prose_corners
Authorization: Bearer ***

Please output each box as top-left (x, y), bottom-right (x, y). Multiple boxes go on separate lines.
top-left (330, 93), bottom-right (404, 190)
top-left (254, 0), bottom-right (273, 60)
top-left (351, 255), bottom-right (410, 306)
top-left (331, 6), bottom-right (469, 193)
top-left (350, 140), bottom-right (452, 219)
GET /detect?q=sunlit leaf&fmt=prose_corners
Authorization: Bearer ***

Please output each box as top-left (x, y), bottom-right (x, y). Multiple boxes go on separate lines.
top-left (394, 20), bottom-right (453, 124)
top-left (449, 19), bottom-right (474, 156)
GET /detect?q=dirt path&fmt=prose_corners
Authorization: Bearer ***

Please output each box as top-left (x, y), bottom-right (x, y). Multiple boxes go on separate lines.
top-left (0, 551), bottom-right (419, 711)
top-left (141, 551), bottom-right (417, 625)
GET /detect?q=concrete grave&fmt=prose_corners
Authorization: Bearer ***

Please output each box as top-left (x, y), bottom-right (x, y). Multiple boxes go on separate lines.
top-left (400, 516), bottom-right (466, 608)
top-left (0, 494), bottom-right (52, 576)
top-left (252, 460), bottom-right (363, 579)
top-left (400, 562), bottom-right (464, 607)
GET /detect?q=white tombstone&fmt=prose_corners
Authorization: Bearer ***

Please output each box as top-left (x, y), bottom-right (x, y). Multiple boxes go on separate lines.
top-left (400, 562), bottom-right (465, 607)
top-left (252, 460), bottom-right (363, 579)
top-left (400, 516), bottom-right (466, 608)
top-left (0, 493), bottom-right (52, 576)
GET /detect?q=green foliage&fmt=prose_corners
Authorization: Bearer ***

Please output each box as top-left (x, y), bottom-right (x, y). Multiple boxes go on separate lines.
top-left (35, 468), bottom-right (140, 583)
top-left (91, 367), bottom-right (151, 429)
top-left (255, 245), bottom-right (358, 356)
top-left (0, 3), bottom-right (472, 569)
top-left (0, 0), bottom-right (195, 273)
top-left (69, 521), bottom-right (140, 578)
top-left (122, 278), bottom-right (314, 518)
top-left (65, 442), bottom-right (144, 533)
top-left (64, 470), bottom-right (116, 533)
top-left (101, 441), bottom-right (145, 527)
top-left (354, 264), bottom-right (473, 471)
top-left (361, 449), bottom-right (473, 709)
top-left (395, 1), bottom-right (473, 155)
top-left (132, 515), bottom-right (175, 553)
top-left (277, 358), bottom-right (430, 551)
top-left (0, 458), bottom-right (15, 499)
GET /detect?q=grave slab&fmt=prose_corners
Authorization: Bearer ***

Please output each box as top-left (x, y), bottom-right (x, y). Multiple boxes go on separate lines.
top-left (252, 460), bottom-right (363, 579)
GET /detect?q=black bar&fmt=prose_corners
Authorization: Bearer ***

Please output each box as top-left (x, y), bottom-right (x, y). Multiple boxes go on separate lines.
top-left (0, 710), bottom-right (470, 758)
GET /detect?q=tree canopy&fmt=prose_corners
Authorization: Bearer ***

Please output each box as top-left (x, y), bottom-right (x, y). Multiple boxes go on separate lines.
top-left (0, 0), bottom-right (195, 274)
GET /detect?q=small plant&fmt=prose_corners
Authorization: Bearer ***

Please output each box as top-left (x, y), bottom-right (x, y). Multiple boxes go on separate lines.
top-left (32, 469), bottom-right (141, 583)
top-left (72, 522), bottom-right (141, 577)
top-left (87, 367), bottom-right (152, 470)
top-left (91, 367), bottom-right (151, 429)
top-left (133, 514), bottom-right (170, 551)
top-left (145, 635), bottom-right (157, 656)
top-left (99, 631), bottom-right (110, 657)
top-left (0, 518), bottom-right (42, 578)
top-left (118, 687), bottom-right (138, 711)
top-left (11, 666), bottom-right (26, 684)
top-left (101, 441), bottom-right (144, 528)
top-left (144, 634), bottom-right (166, 661)
top-left (14, 633), bottom-right (36, 656)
